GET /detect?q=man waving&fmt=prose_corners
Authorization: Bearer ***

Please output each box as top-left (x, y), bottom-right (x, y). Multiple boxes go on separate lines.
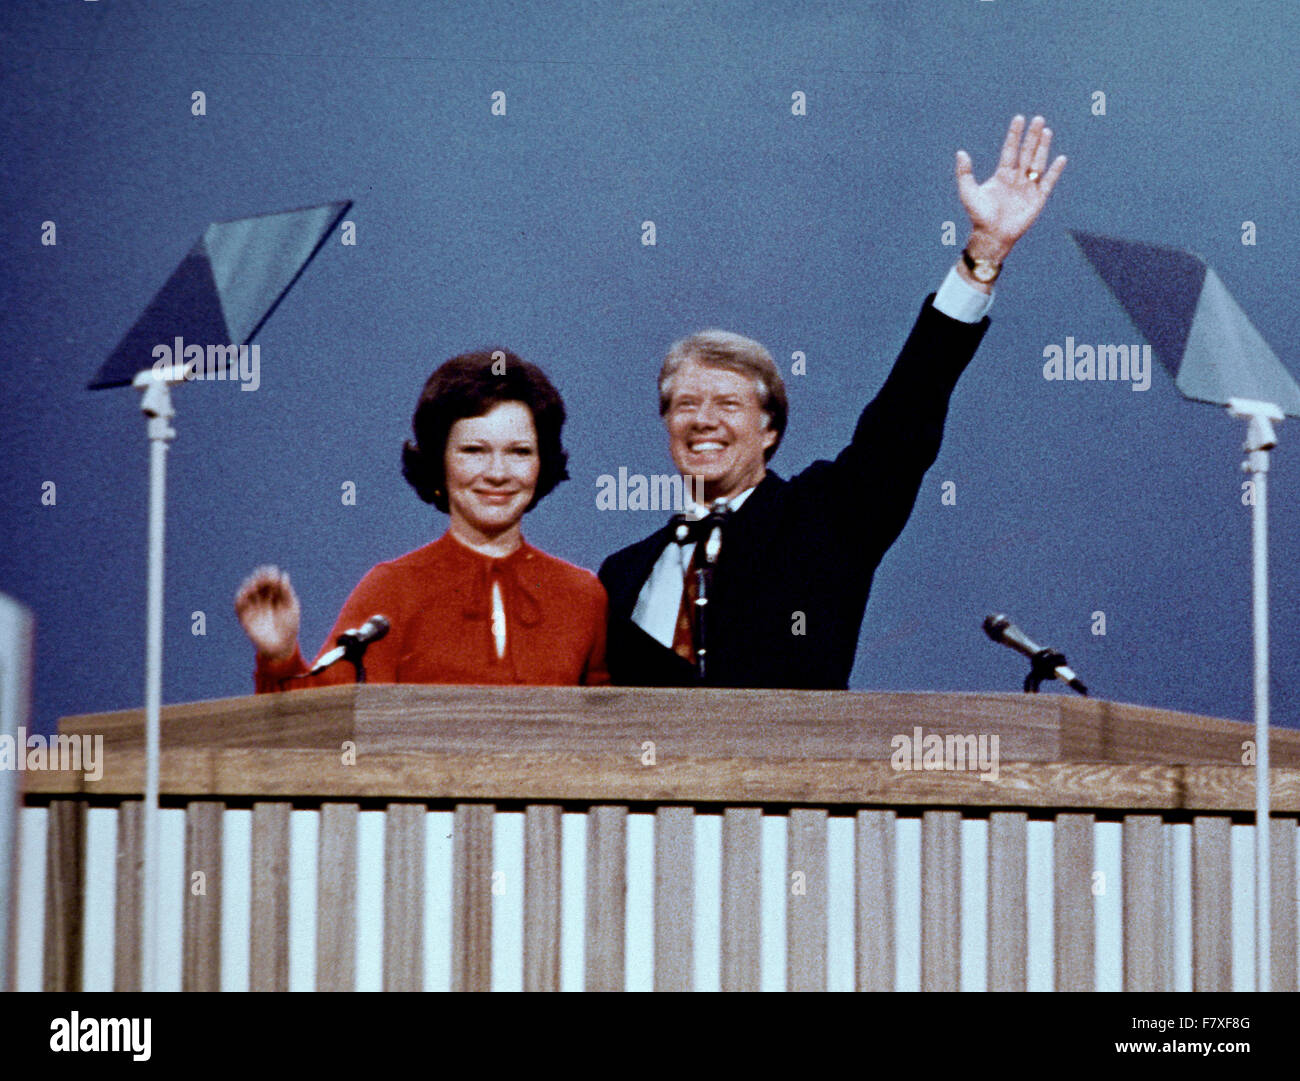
top-left (599, 115), bottom-right (1066, 688)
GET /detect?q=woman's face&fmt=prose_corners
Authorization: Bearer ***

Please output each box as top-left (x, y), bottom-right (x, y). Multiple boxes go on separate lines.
top-left (443, 401), bottom-right (541, 541)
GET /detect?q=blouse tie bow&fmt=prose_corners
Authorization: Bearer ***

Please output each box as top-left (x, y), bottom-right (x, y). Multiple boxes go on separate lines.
top-left (461, 555), bottom-right (543, 628)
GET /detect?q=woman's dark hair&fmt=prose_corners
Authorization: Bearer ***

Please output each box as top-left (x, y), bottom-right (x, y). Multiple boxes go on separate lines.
top-left (401, 350), bottom-right (569, 513)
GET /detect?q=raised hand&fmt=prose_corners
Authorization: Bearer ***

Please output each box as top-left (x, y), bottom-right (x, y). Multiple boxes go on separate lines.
top-left (956, 114), bottom-right (1066, 262)
top-left (234, 565), bottom-right (301, 661)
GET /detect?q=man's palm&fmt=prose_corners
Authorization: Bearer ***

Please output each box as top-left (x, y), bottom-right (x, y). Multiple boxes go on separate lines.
top-left (956, 115), bottom-right (1066, 250)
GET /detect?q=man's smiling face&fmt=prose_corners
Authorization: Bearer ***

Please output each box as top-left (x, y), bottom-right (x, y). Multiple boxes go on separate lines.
top-left (664, 359), bottom-right (776, 504)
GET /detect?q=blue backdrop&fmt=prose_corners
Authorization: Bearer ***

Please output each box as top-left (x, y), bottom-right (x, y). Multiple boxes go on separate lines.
top-left (3, 1), bottom-right (1297, 734)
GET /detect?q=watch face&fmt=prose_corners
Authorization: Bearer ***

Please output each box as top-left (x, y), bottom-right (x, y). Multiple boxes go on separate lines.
top-left (963, 248), bottom-right (999, 283)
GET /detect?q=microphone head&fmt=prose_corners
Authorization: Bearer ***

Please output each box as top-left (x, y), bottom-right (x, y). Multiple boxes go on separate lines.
top-left (982, 613), bottom-right (1010, 642)
top-left (341, 615), bottom-right (390, 647)
top-left (704, 526), bottom-right (723, 563)
top-left (362, 615), bottom-right (390, 641)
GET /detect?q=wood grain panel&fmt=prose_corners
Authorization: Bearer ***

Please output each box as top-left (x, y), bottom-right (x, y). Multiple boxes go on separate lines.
top-left (383, 803), bottom-right (425, 992)
top-left (34, 748), bottom-right (1300, 813)
top-left (720, 808), bottom-right (761, 992)
top-left (452, 802), bottom-right (494, 992)
top-left (182, 800), bottom-right (223, 992)
top-left (1121, 814), bottom-right (1167, 992)
top-left (855, 809), bottom-right (895, 992)
top-left (316, 802), bottom-right (358, 992)
top-left (921, 810), bottom-right (961, 992)
top-left (987, 811), bottom-right (1027, 992)
top-left (1053, 813), bottom-right (1095, 991)
top-left (523, 804), bottom-right (562, 992)
top-left (249, 802), bottom-right (290, 991)
top-left (60, 687), bottom-right (1300, 769)
top-left (113, 800), bottom-right (142, 992)
top-left (654, 806), bottom-right (694, 992)
top-left (1192, 815), bottom-right (1232, 991)
top-left (1270, 816), bottom-right (1297, 992)
top-left (43, 800), bottom-right (85, 992)
top-left (787, 809), bottom-right (827, 992)
top-left (585, 805), bottom-right (627, 992)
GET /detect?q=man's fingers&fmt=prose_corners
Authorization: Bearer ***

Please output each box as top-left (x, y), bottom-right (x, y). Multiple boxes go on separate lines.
top-left (955, 149), bottom-right (979, 202)
top-left (1018, 115), bottom-right (1045, 173)
top-left (996, 114), bottom-right (1025, 173)
top-left (1030, 126), bottom-right (1053, 175)
top-left (1039, 154), bottom-right (1068, 197)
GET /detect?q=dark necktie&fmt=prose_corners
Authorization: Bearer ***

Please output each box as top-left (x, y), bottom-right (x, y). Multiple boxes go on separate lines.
top-left (667, 508), bottom-right (729, 664)
top-left (671, 545), bottom-right (698, 662)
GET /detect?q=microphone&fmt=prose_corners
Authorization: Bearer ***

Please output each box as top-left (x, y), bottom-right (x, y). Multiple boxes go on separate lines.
top-left (670, 504), bottom-right (729, 564)
top-left (307, 614), bottom-right (391, 676)
top-left (703, 519), bottom-right (724, 566)
top-left (982, 613), bottom-right (1087, 695)
top-left (340, 614), bottom-right (390, 649)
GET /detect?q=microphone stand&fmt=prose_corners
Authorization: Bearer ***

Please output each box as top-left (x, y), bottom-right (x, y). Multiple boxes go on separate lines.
top-left (692, 508), bottom-right (728, 681)
top-left (342, 638), bottom-right (369, 684)
top-left (693, 559), bottom-right (709, 681)
top-left (294, 632), bottom-right (384, 684)
top-left (1023, 648), bottom-right (1073, 694)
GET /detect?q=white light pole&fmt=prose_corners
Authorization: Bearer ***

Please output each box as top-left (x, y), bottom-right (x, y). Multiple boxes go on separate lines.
top-left (132, 363), bottom-right (186, 993)
top-left (1229, 396), bottom-right (1281, 992)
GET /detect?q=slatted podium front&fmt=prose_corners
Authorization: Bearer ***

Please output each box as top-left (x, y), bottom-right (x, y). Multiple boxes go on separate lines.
top-left (15, 687), bottom-right (1300, 991)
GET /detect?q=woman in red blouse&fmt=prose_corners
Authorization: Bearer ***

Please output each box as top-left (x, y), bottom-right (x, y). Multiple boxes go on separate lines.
top-left (235, 351), bottom-right (609, 689)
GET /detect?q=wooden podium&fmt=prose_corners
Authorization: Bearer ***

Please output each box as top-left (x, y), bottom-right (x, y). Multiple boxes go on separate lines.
top-left (20, 687), bottom-right (1300, 992)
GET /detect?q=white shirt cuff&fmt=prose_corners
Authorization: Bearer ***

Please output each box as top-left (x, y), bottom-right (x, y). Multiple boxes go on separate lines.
top-left (933, 265), bottom-right (994, 323)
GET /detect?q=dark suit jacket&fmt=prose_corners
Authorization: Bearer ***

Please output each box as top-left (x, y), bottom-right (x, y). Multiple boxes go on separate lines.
top-left (598, 294), bottom-right (990, 689)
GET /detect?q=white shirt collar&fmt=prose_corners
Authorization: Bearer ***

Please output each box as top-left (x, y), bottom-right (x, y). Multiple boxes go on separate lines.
top-left (683, 483), bottom-right (758, 520)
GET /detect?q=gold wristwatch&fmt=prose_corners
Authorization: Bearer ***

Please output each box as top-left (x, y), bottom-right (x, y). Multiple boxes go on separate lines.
top-left (962, 247), bottom-right (1001, 284)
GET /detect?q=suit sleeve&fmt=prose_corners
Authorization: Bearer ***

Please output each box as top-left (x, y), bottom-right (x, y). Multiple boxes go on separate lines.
top-left (254, 563), bottom-right (405, 692)
top-left (789, 294), bottom-right (990, 564)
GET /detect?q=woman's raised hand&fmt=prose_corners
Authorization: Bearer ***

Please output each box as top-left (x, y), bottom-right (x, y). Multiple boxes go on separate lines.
top-left (234, 565), bottom-right (302, 660)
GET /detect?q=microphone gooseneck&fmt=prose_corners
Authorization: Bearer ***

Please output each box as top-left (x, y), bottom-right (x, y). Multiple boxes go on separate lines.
top-left (983, 612), bottom-right (1088, 696)
top-left (300, 613), bottom-right (391, 682)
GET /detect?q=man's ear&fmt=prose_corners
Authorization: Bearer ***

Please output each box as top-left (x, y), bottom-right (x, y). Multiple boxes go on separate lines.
top-left (761, 424), bottom-right (777, 452)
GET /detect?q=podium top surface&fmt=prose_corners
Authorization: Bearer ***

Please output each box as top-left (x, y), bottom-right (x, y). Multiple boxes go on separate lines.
top-left (56, 685), bottom-right (1296, 764)
top-left (50, 685), bottom-right (1290, 755)
top-left (30, 686), bottom-right (1300, 805)
top-left (31, 687), bottom-right (1299, 810)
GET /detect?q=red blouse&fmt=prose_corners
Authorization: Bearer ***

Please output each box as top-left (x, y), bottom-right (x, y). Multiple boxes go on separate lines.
top-left (254, 532), bottom-right (609, 691)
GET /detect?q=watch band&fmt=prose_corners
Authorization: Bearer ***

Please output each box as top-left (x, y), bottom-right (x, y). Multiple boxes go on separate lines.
top-left (962, 246), bottom-right (1001, 284)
